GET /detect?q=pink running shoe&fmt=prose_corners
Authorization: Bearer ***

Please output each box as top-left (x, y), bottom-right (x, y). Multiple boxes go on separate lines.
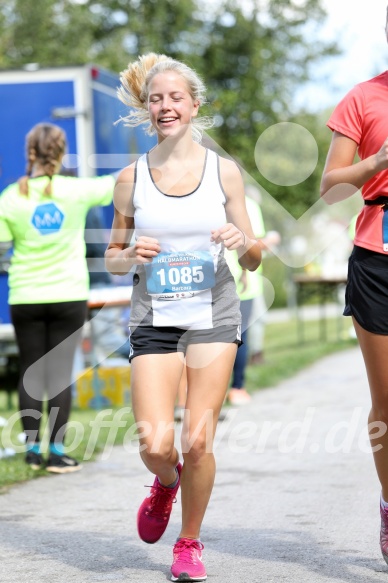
top-left (137, 462), bottom-right (182, 544)
top-left (171, 538), bottom-right (207, 582)
top-left (380, 503), bottom-right (388, 563)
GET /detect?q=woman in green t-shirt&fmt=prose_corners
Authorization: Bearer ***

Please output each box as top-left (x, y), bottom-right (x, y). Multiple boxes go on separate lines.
top-left (0, 123), bottom-right (114, 473)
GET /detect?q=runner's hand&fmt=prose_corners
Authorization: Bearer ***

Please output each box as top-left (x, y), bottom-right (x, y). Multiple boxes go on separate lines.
top-left (211, 223), bottom-right (245, 250)
top-left (122, 236), bottom-right (161, 264)
top-left (375, 137), bottom-right (388, 171)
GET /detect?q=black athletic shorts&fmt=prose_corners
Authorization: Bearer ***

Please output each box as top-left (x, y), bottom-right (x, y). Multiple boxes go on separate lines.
top-left (128, 324), bottom-right (242, 362)
top-left (344, 245), bottom-right (388, 335)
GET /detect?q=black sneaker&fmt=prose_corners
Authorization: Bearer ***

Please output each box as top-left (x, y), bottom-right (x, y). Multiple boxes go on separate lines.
top-left (46, 453), bottom-right (82, 474)
top-left (25, 451), bottom-right (44, 470)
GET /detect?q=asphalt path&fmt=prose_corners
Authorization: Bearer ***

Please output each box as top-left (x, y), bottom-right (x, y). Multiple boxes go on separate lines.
top-left (0, 346), bottom-right (387, 583)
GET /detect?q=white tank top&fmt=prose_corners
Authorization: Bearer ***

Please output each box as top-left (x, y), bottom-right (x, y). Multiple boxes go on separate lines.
top-left (130, 149), bottom-right (240, 329)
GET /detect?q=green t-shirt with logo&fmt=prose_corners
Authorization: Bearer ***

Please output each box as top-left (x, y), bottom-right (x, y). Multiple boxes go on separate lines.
top-left (0, 174), bottom-right (114, 304)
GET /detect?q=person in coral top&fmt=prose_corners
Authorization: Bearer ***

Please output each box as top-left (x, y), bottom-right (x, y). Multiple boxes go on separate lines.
top-left (320, 5), bottom-right (388, 564)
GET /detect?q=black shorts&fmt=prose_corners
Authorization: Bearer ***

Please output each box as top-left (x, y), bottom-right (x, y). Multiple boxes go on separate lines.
top-left (344, 245), bottom-right (388, 335)
top-left (128, 324), bottom-right (242, 362)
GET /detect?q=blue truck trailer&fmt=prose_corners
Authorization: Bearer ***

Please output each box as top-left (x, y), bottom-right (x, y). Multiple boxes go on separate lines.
top-left (0, 63), bottom-right (154, 326)
top-left (0, 64), bottom-right (154, 397)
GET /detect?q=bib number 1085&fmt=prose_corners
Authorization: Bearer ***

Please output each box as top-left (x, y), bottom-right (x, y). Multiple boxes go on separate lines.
top-left (145, 251), bottom-right (215, 296)
top-left (157, 265), bottom-right (204, 286)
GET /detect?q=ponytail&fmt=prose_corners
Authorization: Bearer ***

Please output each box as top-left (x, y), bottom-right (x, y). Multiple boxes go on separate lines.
top-left (117, 53), bottom-right (214, 142)
top-left (17, 124), bottom-right (66, 196)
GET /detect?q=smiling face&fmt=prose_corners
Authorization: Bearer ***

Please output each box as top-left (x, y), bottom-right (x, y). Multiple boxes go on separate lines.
top-left (147, 71), bottom-right (200, 141)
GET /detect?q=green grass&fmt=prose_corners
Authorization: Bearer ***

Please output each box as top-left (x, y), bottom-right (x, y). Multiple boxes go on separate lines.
top-left (0, 315), bottom-right (357, 491)
top-left (0, 400), bottom-right (135, 491)
top-left (245, 316), bottom-right (357, 392)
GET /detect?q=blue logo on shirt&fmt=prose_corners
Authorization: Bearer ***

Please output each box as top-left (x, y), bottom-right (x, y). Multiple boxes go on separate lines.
top-left (31, 203), bottom-right (65, 235)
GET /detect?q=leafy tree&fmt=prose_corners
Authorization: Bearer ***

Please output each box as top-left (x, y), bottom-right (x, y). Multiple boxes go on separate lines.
top-left (0, 0), bottom-right (95, 67)
top-left (195, 0), bottom-right (338, 216)
top-left (254, 109), bottom-right (334, 220)
top-left (66, 0), bottom-right (202, 71)
top-left (0, 0), bottom-right (339, 215)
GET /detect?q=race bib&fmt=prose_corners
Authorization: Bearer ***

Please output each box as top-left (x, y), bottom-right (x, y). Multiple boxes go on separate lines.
top-left (144, 251), bottom-right (215, 300)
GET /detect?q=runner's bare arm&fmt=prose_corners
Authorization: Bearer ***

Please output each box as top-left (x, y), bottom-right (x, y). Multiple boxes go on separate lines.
top-left (105, 164), bottom-right (160, 275)
top-left (213, 157), bottom-right (261, 271)
top-left (321, 131), bottom-right (388, 204)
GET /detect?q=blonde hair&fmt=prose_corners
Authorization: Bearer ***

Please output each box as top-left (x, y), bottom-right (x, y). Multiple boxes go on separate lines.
top-left (18, 123), bottom-right (66, 196)
top-left (117, 53), bottom-right (214, 142)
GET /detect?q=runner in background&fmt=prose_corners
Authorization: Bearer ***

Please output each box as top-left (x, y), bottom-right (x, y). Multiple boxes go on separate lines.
top-left (226, 187), bottom-right (265, 404)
